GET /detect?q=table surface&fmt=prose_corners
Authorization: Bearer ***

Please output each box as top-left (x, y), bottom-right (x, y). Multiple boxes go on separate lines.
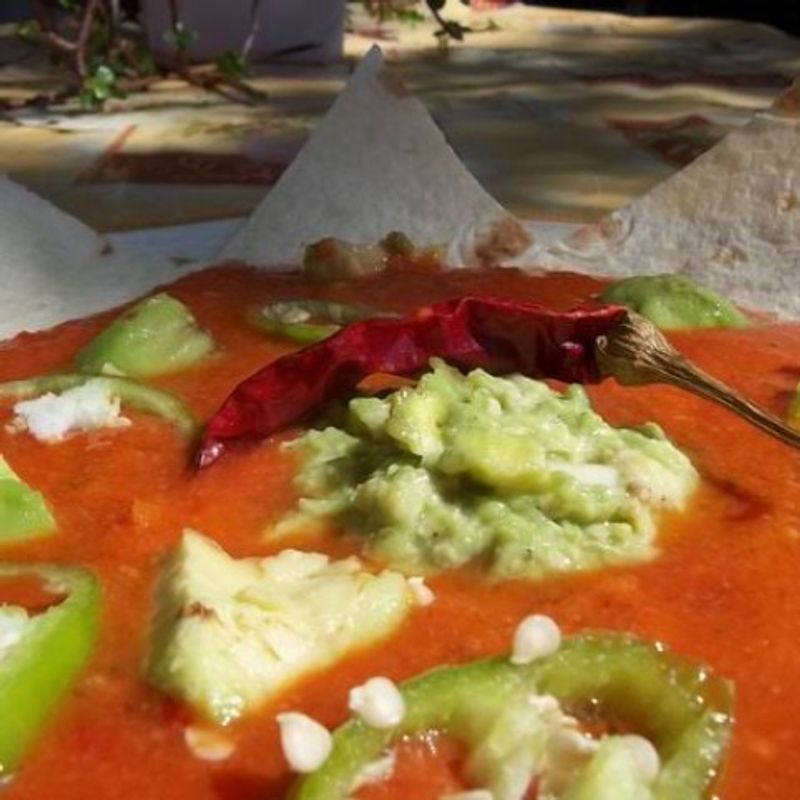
top-left (1, 3), bottom-right (799, 252)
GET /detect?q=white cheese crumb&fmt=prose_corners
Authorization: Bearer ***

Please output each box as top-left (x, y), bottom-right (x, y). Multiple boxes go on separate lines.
top-left (183, 726), bottom-right (235, 762)
top-left (527, 693), bottom-right (568, 721)
top-left (12, 379), bottom-right (130, 442)
top-left (349, 751), bottom-right (396, 792)
top-left (619, 734), bottom-right (661, 784)
top-left (551, 461), bottom-right (620, 490)
top-left (348, 676), bottom-right (406, 729)
top-left (407, 576), bottom-right (435, 607)
top-left (510, 614), bottom-right (561, 665)
top-left (269, 304), bottom-right (311, 324)
top-left (441, 791), bottom-right (494, 800)
top-left (276, 712), bottom-right (332, 773)
top-left (541, 727), bottom-right (600, 795)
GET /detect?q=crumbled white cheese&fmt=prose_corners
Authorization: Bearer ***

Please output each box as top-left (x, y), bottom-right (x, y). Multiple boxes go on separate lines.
top-left (541, 727), bottom-right (600, 795)
top-left (183, 726), bottom-right (235, 762)
top-left (551, 461), bottom-right (620, 490)
top-left (12, 379), bottom-right (130, 442)
top-left (0, 606), bottom-right (29, 663)
top-left (441, 791), bottom-right (495, 800)
top-left (407, 576), bottom-right (435, 607)
top-left (349, 751), bottom-right (396, 793)
top-left (510, 614), bottom-right (561, 665)
top-left (268, 304), bottom-right (311, 324)
top-left (276, 712), bottom-right (332, 773)
top-left (618, 734), bottom-right (661, 784)
top-left (527, 692), bottom-right (569, 722)
top-left (348, 676), bottom-right (405, 729)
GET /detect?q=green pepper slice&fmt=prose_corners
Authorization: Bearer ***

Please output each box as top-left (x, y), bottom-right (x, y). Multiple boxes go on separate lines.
top-left (291, 633), bottom-right (734, 800)
top-left (0, 456), bottom-right (56, 544)
top-left (0, 564), bottom-right (101, 777)
top-left (75, 293), bottom-right (215, 379)
top-left (0, 374), bottom-right (198, 439)
top-left (253, 300), bottom-right (399, 345)
top-left (600, 275), bottom-right (748, 330)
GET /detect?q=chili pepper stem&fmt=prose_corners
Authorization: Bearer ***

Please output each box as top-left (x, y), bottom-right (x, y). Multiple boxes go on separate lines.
top-left (596, 311), bottom-right (800, 450)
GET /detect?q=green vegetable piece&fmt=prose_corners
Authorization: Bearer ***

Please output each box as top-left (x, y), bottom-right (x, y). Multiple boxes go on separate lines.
top-left (563, 738), bottom-right (652, 800)
top-left (0, 457), bottom-right (55, 543)
top-left (147, 531), bottom-right (412, 725)
top-left (291, 633), bottom-right (733, 800)
top-left (254, 300), bottom-right (397, 346)
top-left (76, 293), bottom-right (214, 378)
top-left (0, 563), bottom-right (100, 777)
top-left (380, 231), bottom-right (415, 257)
top-left (600, 274), bottom-right (748, 330)
top-left (0, 374), bottom-right (198, 439)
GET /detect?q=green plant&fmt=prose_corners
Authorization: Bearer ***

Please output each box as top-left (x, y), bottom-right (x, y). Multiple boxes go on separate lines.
top-left (79, 63), bottom-right (124, 107)
top-left (360, 0), bottom-right (483, 46)
top-left (10, 0), bottom-right (266, 110)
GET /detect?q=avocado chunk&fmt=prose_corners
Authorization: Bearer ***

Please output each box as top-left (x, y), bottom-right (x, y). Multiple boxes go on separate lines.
top-left (279, 360), bottom-right (698, 580)
top-left (600, 274), bottom-right (748, 330)
top-left (76, 293), bottom-right (214, 378)
top-left (0, 456), bottom-right (55, 543)
top-left (146, 531), bottom-right (413, 725)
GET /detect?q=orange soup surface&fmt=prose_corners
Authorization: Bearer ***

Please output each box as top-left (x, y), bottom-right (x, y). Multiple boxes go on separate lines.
top-left (2, 264), bottom-right (800, 799)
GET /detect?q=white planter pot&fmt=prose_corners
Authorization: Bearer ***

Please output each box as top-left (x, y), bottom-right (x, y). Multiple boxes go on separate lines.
top-left (141, 0), bottom-right (345, 64)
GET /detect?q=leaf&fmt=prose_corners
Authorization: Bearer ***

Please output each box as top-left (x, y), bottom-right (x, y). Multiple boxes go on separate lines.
top-left (79, 89), bottom-right (101, 109)
top-left (80, 63), bottom-right (122, 109)
top-left (396, 9), bottom-right (426, 24)
top-left (216, 50), bottom-right (246, 80)
top-left (444, 20), bottom-right (466, 40)
top-left (164, 22), bottom-right (199, 52)
top-left (133, 46), bottom-right (157, 76)
top-left (93, 64), bottom-right (116, 86)
top-left (14, 19), bottom-right (40, 43)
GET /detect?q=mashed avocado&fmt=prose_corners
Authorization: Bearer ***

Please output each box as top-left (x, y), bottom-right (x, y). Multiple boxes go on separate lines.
top-left (278, 360), bottom-right (698, 580)
top-left (601, 274), bottom-right (747, 330)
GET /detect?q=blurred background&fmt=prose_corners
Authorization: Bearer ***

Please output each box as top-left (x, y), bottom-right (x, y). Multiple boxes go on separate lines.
top-left (1, 2), bottom-right (799, 34)
top-left (0, 0), bottom-right (798, 254)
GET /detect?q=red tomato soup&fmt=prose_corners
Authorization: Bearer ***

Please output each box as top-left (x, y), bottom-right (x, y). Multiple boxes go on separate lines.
top-left (2, 264), bottom-right (800, 800)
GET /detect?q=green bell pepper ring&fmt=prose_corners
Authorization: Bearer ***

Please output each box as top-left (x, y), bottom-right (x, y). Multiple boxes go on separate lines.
top-left (252, 300), bottom-right (399, 345)
top-left (0, 563), bottom-right (101, 777)
top-left (0, 456), bottom-right (56, 544)
top-left (0, 374), bottom-right (198, 439)
top-left (290, 633), bottom-right (734, 800)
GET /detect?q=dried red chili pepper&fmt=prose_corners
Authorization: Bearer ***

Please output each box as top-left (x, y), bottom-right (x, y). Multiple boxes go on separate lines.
top-left (196, 296), bottom-right (627, 467)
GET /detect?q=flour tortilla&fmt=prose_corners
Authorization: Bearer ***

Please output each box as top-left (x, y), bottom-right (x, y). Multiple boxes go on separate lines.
top-left (532, 79), bottom-right (800, 318)
top-left (0, 176), bottom-right (193, 340)
top-left (221, 46), bottom-right (530, 268)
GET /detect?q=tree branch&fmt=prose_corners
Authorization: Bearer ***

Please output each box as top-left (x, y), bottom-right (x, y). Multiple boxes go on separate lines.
top-left (75, 0), bottom-right (103, 79)
top-left (241, 0), bottom-right (263, 61)
top-left (32, 0), bottom-right (78, 54)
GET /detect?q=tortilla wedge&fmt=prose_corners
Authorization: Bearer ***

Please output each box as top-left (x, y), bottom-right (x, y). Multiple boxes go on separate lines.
top-left (532, 78), bottom-right (800, 318)
top-left (0, 176), bottom-right (193, 340)
top-left (221, 45), bottom-right (531, 269)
